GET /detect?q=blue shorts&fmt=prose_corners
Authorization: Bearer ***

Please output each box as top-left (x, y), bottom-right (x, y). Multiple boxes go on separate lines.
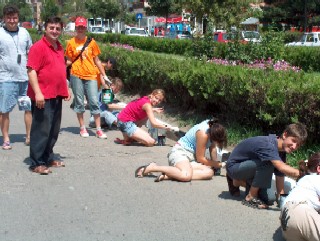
top-left (117, 121), bottom-right (137, 137)
top-left (0, 81), bottom-right (31, 113)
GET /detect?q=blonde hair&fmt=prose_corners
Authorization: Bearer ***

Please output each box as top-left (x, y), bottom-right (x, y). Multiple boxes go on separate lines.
top-left (149, 89), bottom-right (166, 101)
top-left (111, 77), bottom-right (123, 90)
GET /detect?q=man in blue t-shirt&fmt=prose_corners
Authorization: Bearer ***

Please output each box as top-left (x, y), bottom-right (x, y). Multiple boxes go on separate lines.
top-left (226, 123), bottom-right (307, 209)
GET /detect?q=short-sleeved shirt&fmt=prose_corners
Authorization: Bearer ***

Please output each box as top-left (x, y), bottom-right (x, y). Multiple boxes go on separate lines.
top-left (117, 96), bottom-right (150, 122)
top-left (0, 27), bottom-right (32, 82)
top-left (65, 37), bottom-right (100, 80)
top-left (27, 36), bottom-right (68, 100)
top-left (284, 175), bottom-right (320, 211)
top-left (227, 134), bottom-right (285, 169)
top-left (178, 120), bottom-right (212, 153)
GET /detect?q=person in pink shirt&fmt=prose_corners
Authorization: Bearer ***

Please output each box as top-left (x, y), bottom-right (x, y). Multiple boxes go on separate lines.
top-left (116, 89), bottom-right (171, 146)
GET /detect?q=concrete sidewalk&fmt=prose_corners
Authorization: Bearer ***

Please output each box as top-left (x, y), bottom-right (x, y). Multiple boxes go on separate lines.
top-left (0, 100), bottom-right (285, 241)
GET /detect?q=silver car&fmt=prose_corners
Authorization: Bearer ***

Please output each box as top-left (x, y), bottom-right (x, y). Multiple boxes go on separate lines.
top-left (165, 30), bottom-right (192, 40)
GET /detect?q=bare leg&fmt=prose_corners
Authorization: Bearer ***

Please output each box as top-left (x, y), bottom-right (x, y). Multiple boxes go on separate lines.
top-left (138, 161), bottom-right (213, 182)
top-left (0, 113), bottom-right (10, 142)
top-left (24, 111), bottom-right (32, 143)
top-left (77, 113), bottom-right (85, 127)
top-left (130, 127), bottom-right (156, 147)
top-left (93, 113), bottom-right (101, 128)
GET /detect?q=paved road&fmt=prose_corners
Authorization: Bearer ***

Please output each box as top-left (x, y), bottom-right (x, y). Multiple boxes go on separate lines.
top-left (0, 100), bottom-right (285, 241)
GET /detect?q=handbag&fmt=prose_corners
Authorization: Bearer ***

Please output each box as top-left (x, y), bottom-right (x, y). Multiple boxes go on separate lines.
top-left (66, 37), bottom-right (92, 80)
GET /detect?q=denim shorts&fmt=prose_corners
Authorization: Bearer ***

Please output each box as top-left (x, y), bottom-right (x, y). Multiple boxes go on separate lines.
top-left (0, 81), bottom-right (31, 113)
top-left (167, 145), bottom-right (196, 166)
top-left (70, 75), bottom-right (100, 115)
top-left (117, 121), bottom-right (137, 137)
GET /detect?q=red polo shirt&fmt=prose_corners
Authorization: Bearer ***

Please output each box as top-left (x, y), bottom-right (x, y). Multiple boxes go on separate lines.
top-left (27, 36), bottom-right (69, 100)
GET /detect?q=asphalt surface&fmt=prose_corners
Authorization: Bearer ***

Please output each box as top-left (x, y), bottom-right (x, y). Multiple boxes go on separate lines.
top-left (0, 99), bottom-right (285, 241)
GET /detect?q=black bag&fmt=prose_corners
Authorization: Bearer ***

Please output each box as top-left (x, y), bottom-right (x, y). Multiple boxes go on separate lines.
top-left (66, 37), bottom-right (92, 80)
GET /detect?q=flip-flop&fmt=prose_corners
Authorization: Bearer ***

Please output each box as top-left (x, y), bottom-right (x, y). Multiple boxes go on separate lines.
top-left (135, 163), bottom-right (154, 178)
top-left (2, 141), bottom-right (12, 150)
top-left (154, 173), bottom-right (166, 182)
top-left (114, 138), bottom-right (132, 146)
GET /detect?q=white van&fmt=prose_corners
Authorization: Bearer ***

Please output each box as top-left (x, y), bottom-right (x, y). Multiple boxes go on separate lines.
top-left (65, 22), bottom-right (75, 32)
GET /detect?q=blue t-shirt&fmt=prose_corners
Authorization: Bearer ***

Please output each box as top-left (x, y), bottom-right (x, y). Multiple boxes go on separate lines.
top-left (178, 120), bottom-right (211, 153)
top-left (227, 134), bottom-right (286, 176)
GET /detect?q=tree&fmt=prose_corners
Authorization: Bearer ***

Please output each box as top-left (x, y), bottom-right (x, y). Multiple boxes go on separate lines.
top-left (85, 0), bottom-right (120, 20)
top-left (262, 0), bottom-right (320, 31)
top-left (146, 0), bottom-right (182, 29)
top-left (0, 0), bottom-right (33, 22)
top-left (181, 0), bottom-right (251, 30)
top-left (41, 0), bottom-right (59, 22)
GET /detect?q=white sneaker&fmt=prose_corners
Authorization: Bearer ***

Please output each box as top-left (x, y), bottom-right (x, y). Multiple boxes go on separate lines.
top-left (80, 128), bottom-right (89, 138)
top-left (96, 130), bottom-right (107, 139)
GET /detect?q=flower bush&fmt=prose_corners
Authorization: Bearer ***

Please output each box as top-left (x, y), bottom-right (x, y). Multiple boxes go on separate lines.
top-left (208, 57), bottom-right (301, 72)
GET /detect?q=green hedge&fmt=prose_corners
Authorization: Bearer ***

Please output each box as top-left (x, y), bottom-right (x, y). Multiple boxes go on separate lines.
top-left (99, 44), bottom-right (320, 141)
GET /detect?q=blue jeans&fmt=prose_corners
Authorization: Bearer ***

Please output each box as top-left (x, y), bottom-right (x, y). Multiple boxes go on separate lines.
top-left (117, 121), bottom-right (137, 137)
top-left (29, 98), bottom-right (62, 168)
top-left (70, 75), bottom-right (100, 115)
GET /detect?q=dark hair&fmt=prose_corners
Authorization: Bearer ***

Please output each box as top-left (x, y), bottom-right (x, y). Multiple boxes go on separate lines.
top-left (3, 4), bottom-right (19, 16)
top-left (107, 57), bottom-right (117, 69)
top-left (208, 119), bottom-right (227, 148)
top-left (298, 152), bottom-right (320, 180)
top-left (44, 16), bottom-right (63, 29)
top-left (283, 123), bottom-right (307, 145)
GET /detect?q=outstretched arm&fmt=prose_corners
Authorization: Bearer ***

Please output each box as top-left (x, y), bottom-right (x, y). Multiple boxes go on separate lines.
top-left (271, 160), bottom-right (300, 179)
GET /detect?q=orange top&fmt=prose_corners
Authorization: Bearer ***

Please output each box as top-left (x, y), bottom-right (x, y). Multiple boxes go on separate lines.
top-left (65, 37), bottom-right (101, 80)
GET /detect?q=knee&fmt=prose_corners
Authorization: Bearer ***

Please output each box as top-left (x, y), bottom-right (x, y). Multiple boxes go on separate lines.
top-left (204, 168), bottom-right (214, 179)
top-left (178, 171), bottom-right (192, 182)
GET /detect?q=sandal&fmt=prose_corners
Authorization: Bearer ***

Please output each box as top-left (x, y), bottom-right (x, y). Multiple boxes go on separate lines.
top-left (31, 165), bottom-right (52, 175)
top-left (135, 163), bottom-right (154, 178)
top-left (114, 138), bottom-right (133, 146)
top-left (49, 160), bottom-right (65, 167)
top-left (154, 173), bottom-right (166, 182)
top-left (2, 141), bottom-right (12, 150)
top-left (242, 198), bottom-right (269, 209)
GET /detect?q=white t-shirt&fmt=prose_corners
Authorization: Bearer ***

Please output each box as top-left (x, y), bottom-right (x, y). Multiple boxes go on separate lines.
top-left (285, 175), bottom-right (320, 212)
top-left (0, 27), bottom-right (32, 82)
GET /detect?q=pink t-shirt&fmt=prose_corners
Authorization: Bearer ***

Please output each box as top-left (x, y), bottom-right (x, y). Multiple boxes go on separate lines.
top-left (117, 96), bottom-right (150, 122)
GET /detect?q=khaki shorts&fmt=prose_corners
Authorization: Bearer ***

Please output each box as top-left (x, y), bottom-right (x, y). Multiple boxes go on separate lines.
top-left (167, 145), bottom-right (195, 166)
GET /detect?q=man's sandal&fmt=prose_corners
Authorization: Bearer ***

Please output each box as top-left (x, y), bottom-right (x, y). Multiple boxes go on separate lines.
top-left (49, 160), bottom-right (65, 167)
top-left (242, 198), bottom-right (269, 209)
top-left (31, 165), bottom-right (52, 175)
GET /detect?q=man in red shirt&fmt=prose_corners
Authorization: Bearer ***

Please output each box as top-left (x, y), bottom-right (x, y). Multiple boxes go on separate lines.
top-left (27, 16), bottom-right (71, 175)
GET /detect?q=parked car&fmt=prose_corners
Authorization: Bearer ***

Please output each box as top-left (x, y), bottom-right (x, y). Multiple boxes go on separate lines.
top-left (285, 32), bottom-right (320, 46)
top-left (164, 30), bottom-right (192, 40)
top-left (89, 26), bottom-right (106, 34)
top-left (126, 28), bottom-right (148, 37)
top-left (213, 31), bottom-right (261, 43)
top-left (241, 31), bottom-right (261, 43)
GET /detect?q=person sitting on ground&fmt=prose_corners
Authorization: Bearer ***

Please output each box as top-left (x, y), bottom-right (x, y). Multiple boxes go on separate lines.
top-left (279, 152), bottom-right (320, 241)
top-left (135, 119), bottom-right (227, 182)
top-left (226, 123), bottom-right (307, 209)
top-left (115, 89), bottom-right (171, 146)
top-left (89, 77), bottom-right (124, 129)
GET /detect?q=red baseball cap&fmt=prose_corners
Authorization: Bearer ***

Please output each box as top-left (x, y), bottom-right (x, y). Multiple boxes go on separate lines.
top-left (75, 17), bottom-right (87, 27)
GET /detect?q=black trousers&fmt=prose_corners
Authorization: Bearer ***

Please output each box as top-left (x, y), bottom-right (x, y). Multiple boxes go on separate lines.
top-left (29, 98), bottom-right (62, 168)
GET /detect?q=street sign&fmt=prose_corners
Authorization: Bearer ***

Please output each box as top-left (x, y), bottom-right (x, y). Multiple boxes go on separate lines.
top-left (136, 13), bottom-right (143, 20)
